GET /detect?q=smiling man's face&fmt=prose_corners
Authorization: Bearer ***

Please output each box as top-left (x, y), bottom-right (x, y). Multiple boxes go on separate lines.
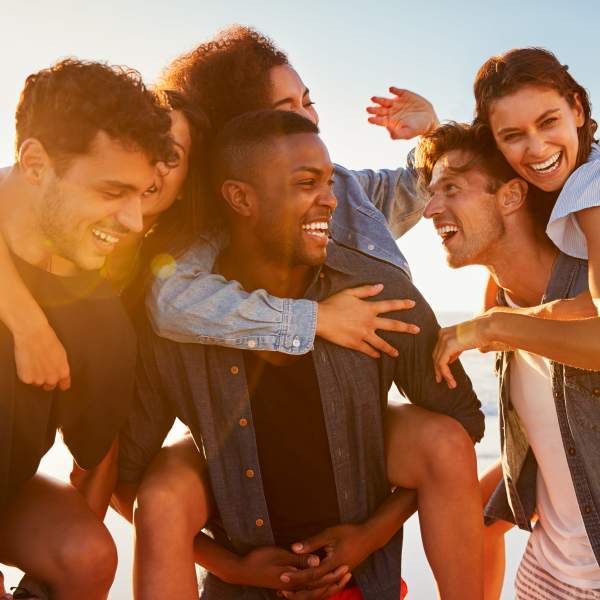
top-left (423, 149), bottom-right (505, 268)
top-left (39, 130), bottom-right (156, 270)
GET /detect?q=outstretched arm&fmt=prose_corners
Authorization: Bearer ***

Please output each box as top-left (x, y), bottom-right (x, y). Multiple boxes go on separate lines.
top-left (149, 238), bottom-right (420, 358)
top-left (0, 233), bottom-right (70, 390)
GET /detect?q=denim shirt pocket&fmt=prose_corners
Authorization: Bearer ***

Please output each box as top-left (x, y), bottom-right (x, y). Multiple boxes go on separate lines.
top-left (564, 366), bottom-right (600, 435)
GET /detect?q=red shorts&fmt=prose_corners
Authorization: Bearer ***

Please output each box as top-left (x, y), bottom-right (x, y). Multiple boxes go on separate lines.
top-left (327, 579), bottom-right (408, 600)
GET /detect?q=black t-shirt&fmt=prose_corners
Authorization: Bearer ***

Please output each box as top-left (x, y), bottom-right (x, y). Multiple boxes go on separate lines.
top-left (0, 253), bottom-right (136, 506)
top-left (244, 351), bottom-right (340, 548)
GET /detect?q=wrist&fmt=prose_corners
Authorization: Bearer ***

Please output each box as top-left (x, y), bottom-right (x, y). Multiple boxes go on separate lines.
top-left (357, 518), bottom-right (387, 555)
top-left (11, 312), bottom-right (50, 339)
top-left (216, 553), bottom-right (246, 585)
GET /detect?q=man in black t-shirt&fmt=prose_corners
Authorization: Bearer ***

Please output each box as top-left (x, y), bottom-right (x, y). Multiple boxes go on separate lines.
top-left (0, 60), bottom-right (173, 599)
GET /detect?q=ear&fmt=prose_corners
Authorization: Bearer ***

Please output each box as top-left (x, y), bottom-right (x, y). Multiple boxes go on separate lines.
top-left (497, 178), bottom-right (528, 216)
top-left (571, 92), bottom-right (585, 128)
top-left (18, 138), bottom-right (53, 186)
top-left (220, 180), bottom-right (256, 218)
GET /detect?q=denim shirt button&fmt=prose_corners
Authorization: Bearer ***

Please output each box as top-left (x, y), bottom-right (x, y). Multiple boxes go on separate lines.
top-left (230, 366), bottom-right (239, 375)
top-left (292, 337), bottom-right (301, 348)
top-left (247, 340), bottom-right (257, 349)
top-left (245, 469), bottom-right (255, 479)
top-left (367, 244), bottom-right (375, 251)
top-left (239, 418), bottom-right (248, 427)
top-left (568, 447), bottom-right (577, 456)
top-left (255, 518), bottom-right (264, 527)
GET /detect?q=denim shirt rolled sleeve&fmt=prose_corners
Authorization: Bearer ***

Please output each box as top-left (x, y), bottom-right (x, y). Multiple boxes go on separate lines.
top-left (147, 233), bottom-right (317, 354)
top-left (349, 148), bottom-right (424, 239)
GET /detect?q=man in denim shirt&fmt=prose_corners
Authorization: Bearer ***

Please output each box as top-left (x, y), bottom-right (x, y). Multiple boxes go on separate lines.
top-left (420, 122), bottom-right (600, 598)
top-left (118, 112), bottom-right (485, 600)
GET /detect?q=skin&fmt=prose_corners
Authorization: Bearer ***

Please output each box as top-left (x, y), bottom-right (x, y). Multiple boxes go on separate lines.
top-left (116, 131), bottom-right (484, 600)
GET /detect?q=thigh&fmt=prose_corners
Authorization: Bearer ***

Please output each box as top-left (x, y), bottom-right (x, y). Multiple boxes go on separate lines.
top-left (136, 433), bottom-right (213, 527)
top-left (384, 403), bottom-right (474, 489)
top-left (0, 473), bottom-right (113, 579)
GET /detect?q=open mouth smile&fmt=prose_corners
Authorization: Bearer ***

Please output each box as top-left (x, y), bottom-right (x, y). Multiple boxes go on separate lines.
top-left (92, 227), bottom-right (121, 246)
top-left (302, 220), bottom-right (330, 240)
top-left (436, 224), bottom-right (459, 245)
top-left (528, 151), bottom-right (562, 175)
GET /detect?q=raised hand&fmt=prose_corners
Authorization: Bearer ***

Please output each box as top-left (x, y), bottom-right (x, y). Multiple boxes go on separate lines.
top-left (317, 284), bottom-right (420, 359)
top-left (366, 87), bottom-right (439, 140)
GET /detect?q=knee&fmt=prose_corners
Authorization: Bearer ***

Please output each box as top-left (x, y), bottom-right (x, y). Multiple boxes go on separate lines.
top-left (55, 522), bottom-right (117, 589)
top-left (420, 415), bottom-right (477, 480)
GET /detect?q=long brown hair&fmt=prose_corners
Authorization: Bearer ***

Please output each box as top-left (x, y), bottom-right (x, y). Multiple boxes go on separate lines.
top-left (473, 47), bottom-right (597, 170)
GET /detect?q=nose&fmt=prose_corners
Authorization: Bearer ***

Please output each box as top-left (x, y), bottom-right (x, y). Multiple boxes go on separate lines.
top-left (297, 107), bottom-right (318, 126)
top-left (116, 194), bottom-right (144, 234)
top-left (423, 193), bottom-right (442, 219)
top-left (527, 133), bottom-right (547, 158)
top-left (319, 184), bottom-right (337, 212)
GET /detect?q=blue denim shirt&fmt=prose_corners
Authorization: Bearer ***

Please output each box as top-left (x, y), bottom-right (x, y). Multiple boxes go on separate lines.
top-left (122, 242), bottom-right (484, 600)
top-left (486, 253), bottom-right (600, 564)
top-left (147, 160), bottom-right (422, 354)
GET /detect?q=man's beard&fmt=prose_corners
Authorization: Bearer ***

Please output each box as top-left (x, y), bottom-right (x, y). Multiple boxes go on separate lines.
top-left (447, 214), bottom-right (504, 269)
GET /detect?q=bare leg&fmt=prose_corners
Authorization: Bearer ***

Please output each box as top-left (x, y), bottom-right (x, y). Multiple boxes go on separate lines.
top-left (132, 435), bottom-right (211, 600)
top-left (480, 461), bottom-right (513, 600)
top-left (0, 474), bottom-right (117, 600)
top-left (385, 404), bottom-right (483, 600)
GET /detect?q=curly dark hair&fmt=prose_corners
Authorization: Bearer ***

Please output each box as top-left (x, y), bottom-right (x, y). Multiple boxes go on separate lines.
top-left (15, 58), bottom-right (174, 173)
top-left (474, 48), bottom-right (597, 170)
top-left (159, 25), bottom-right (289, 133)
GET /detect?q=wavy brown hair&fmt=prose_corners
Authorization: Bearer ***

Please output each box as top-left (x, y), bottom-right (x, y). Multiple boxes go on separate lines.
top-left (15, 58), bottom-right (174, 173)
top-left (473, 47), bottom-right (597, 169)
top-left (160, 25), bottom-right (289, 134)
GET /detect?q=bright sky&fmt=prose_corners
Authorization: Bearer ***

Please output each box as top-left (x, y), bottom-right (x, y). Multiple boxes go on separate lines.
top-left (1, 0), bottom-right (598, 311)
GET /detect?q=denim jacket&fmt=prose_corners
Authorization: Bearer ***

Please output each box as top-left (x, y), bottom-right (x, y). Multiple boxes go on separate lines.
top-left (486, 253), bottom-right (600, 564)
top-left (122, 242), bottom-right (484, 600)
top-left (147, 160), bottom-right (422, 354)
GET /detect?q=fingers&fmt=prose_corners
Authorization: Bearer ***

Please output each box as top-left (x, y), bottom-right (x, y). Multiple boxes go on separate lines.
top-left (370, 95), bottom-right (394, 108)
top-left (344, 283), bottom-right (384, 299)
top-left (367, 116), bottom-right (387, 127)
top-left (366, 105), bottom-right (389, 117)
top-left (320, 572), bottom-right (353, 597)
top-left (58, 375), bottom-right (71, 391)
top-left (281, 564), bottom-right (350, 591)
top-left (433, 340), bottom-right (458, 388)
top-left (364, 333), bottom-right (398, 358)
top-left (369, 298), bottom-right (416, 315)
top-left (354, 341), bottom-right (380, 359)
top-left (282, 553), bottom-right (320, 572)
top-left (374, 317), bottom-right (420, 335)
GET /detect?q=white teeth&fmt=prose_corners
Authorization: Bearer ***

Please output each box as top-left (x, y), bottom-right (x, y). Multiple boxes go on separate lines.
top-left (435, 225), bottom-right (459, 238)
top-left (92, 228), bottom-right (119, 244)
top-left (302, 221), bottom-right (329, 232)
top-left (530, 152), bottom-right (561, 172)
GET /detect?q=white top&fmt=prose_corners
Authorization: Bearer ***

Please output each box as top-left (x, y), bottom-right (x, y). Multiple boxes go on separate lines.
top-left (506, 293), bottom-right (600, 588)
top-left (546, 143), bottom-right (600, 260)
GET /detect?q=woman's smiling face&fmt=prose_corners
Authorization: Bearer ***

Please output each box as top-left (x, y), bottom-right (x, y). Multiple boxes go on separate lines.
top-left (489, 85), bottom-right (584, 192)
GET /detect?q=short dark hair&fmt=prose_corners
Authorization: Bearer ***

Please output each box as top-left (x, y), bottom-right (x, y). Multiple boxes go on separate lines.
top-left (15, 58), bottom-right (174, 173)
top-left (209, 110), bottom-right (319, 223)
top-left (416, 121), bottom-right (517, 191)
top-left (160, 25), bottom-right (289, 133)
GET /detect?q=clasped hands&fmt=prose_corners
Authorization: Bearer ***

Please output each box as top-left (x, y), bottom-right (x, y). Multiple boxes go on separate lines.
top-left (236, 523), bottom-right (374, 599)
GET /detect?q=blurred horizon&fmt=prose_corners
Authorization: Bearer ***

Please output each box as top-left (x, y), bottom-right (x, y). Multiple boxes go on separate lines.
top-left (1, 0), bottom-right (598, 311)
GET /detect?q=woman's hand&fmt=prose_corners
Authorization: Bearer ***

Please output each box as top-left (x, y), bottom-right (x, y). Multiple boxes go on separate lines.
top-left (366, 87), bottom-right (439, 140)
top-left (13, 321), bottom-right (71, 391)
top-left (317, 284), bottom-right (419, 358)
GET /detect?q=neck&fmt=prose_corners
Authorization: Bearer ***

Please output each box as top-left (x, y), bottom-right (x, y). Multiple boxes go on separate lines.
top-left (219, 231), bottom-right (313, 298)
top-left (0, 167), bottom-right (61, 270)
top-left (484, 218), bottom-right (558, 306)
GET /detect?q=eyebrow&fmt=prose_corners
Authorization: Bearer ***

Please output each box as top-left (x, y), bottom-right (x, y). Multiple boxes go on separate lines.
top-left (98, 180), bottom-right (140, 192)
top-left (293, 165), bottom-right (334, 176)
top-left (496, 108), bottom-right (561, 136)
top-left (272, 88), bottom-right (311, 109)
top-left (427, 173), bottom-right (460, 193)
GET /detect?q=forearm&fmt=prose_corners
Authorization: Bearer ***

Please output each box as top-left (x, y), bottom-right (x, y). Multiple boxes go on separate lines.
top-left (487, 312), bottom-right (600, 370)
top-left (193, 532), bottom-right (242, 584)
top-left (360, 488), bottom-right (417, 553)
top-left (511, 291), bottom-right (598, 320)
top-left (0, 233), bottom-right (48, 335)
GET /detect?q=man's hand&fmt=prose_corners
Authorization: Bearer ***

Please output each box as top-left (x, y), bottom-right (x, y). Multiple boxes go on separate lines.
top-left (433, 317), bottom-right (495, 388)
top-left (280, 523), bottom-right (374, 597)
top-left (366, 88), bottom-right (439, 140)
top-left (13, 321), bottom-right (71, 391)
top-left (233, 546), bottom-right (348, 592)
top-left (317, 284), bottom-right (419, 359)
